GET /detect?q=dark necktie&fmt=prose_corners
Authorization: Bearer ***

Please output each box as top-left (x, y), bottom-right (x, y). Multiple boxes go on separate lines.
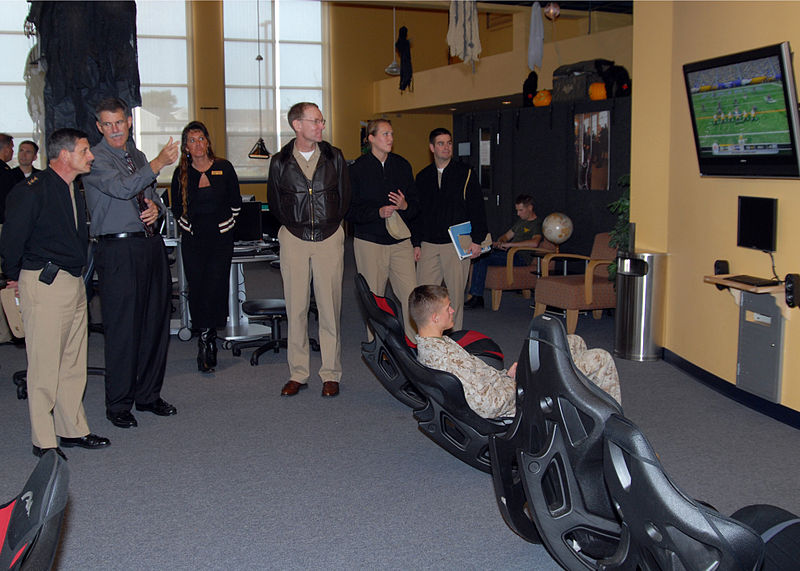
top-left (125, 152), bottom-right (154, 237)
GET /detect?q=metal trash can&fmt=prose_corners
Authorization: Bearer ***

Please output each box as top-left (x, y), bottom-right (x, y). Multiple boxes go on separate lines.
top-left (614, 251), bottom-right (666, 361)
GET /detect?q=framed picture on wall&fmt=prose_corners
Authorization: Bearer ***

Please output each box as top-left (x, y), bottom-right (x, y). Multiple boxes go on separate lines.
top-left (574, 110), bottom-right (610, 190)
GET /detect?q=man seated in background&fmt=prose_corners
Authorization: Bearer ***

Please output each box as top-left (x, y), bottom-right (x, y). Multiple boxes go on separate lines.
top-left (410, 285), bottom-right (620, 420)
top-left (464, 194), bottom-right (542, 310)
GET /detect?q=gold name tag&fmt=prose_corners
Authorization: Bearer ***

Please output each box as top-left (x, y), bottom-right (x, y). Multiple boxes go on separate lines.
top-left (211, 170), bottom-right (223, 175)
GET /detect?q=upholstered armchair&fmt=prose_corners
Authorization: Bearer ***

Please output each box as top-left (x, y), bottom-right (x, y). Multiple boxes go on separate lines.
top-left (533, 232), bottom-right (616, 334)
top-left (483, 239), bottom-right (557, 310)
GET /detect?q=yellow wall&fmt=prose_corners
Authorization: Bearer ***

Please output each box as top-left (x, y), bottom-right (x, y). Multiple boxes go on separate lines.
top-left (374, 10), bottom-right (633, 113)
top-left (632, 1), bottom-right (800, 410)
top-left (329, 3), bottom-right (451, 170)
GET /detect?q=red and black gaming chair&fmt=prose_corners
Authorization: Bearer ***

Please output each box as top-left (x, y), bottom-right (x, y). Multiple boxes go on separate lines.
top-left (354, 273), bottom-right (503, 409)
top-left (355, 273), bottom-right (509, 473)
top-left (0, 451), bottom-right (69, 571)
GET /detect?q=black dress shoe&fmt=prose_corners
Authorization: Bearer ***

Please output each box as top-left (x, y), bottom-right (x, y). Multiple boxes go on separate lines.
top-left (464, 295), bottom-right (485, 309)
top-left (107, 410), bottom-right (138, 428)
top-left (135, 398), bottom-right (177, 416)
top-left (32, 446), bottom-right (68, 461)
top-left (60, 433), bottom-right (111, 449)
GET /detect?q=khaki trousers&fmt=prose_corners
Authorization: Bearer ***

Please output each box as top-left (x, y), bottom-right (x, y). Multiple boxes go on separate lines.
top-left (416, 241), bottom-right (471, 331)
top-left (278, 225), bottom-right (344, 383)
top-left (19, 269), bottom-right (90, 448)
top-left (354, 237), bottom-right (417, 340)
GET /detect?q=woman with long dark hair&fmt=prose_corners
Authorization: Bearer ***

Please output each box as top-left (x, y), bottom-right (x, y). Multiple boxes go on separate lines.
top-left (170, 121), bottom-right (242, 372)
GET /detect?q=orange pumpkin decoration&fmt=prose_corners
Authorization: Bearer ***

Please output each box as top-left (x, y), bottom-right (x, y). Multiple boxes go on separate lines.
top-left (589, 82), bottom-right (607, 100)
top-left (532, 89), bottom-right (552, 107)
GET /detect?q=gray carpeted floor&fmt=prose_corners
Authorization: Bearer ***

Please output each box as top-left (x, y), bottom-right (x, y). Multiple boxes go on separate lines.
top-left (1, 240), bottom-right (799, 570)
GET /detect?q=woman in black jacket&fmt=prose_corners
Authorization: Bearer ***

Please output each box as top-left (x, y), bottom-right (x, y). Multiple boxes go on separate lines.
top-left (170, 121), bottom-right (242, 372)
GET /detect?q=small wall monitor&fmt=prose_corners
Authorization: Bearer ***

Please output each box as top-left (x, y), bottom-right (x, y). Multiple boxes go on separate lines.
top-left (737, 196), bottom-right (777, 252)
top-left (683, 42), bottom-right (800, 178)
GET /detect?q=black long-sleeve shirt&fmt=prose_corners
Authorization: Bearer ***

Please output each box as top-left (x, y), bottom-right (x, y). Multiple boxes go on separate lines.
top-left (346, 151), bottom-right (419, 245)
top-left (412, 160), bottom-right (488, 246)
top-left (0, 168), bottom-right (88, 280)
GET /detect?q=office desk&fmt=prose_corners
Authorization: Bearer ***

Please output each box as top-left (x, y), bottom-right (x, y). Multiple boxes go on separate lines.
top-left (223, 249), bottom-right (279, 341)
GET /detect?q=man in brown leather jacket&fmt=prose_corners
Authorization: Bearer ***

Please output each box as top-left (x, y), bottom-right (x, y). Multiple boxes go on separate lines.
top-left (267, 102), bottom-right (350, 398)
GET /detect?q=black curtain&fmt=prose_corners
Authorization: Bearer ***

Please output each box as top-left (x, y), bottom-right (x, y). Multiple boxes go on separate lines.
top-left (27, 1), bottom-right (141, 145)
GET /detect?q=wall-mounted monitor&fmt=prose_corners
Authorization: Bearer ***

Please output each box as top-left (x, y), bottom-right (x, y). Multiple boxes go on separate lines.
top-left (683, 42), bottom-right (800, 178)
top-left (737, 196), bottom-right (777, 252)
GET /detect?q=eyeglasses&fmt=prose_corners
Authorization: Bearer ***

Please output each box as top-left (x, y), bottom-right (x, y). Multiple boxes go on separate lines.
top-left (98, 119), bottom-right (128, 130)
top-left (300, 118), bottom-right (326, 126)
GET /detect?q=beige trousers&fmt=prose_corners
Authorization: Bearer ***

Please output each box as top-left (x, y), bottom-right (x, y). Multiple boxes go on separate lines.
top-left (278, 225), bottom-right (344, 384)
top-left (416, 241), bottom-right (471, 331)
top-left (19, 269), bottom-right (90, 448)
top-left (354, 237), bottom-right (417, 340)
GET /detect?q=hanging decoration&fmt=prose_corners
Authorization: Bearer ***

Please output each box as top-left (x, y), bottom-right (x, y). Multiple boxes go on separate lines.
top-left (447, 0), bottom-right (481, 71)
top-left (396, 25), bottom-right (412, 91)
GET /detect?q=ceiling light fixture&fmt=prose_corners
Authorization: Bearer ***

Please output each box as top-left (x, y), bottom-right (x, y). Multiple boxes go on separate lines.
top-left (385, 7), bottom-right (401, 76)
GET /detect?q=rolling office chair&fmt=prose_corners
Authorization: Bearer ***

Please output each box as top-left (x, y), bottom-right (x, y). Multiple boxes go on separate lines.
top-left (355, 273), bottom-right (509, 473)
top-left (489, 313), bottom-right (623, 560)
top-left (601, 414), bottom-right (800, 570)
top-left (0, 451), bottom-right (69, 571)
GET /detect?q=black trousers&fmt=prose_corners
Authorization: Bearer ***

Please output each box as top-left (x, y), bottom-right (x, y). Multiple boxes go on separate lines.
top-left (181, 229), bottom-right (234, 329)
top-left (95, 235), bottom-right (171, 413)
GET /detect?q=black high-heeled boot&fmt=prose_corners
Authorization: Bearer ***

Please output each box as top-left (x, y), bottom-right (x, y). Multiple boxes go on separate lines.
top-left (205, 328), bottom-right (218, 368)
top-left (197, 329), bottom-right (214, 372)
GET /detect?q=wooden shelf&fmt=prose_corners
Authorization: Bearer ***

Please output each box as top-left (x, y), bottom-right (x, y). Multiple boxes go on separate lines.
top-left (703, 274), bottom-right (784, 294)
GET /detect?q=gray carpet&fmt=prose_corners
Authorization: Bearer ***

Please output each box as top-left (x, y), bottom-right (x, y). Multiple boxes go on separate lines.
top-left (1, 240), bottom-right (799, 570)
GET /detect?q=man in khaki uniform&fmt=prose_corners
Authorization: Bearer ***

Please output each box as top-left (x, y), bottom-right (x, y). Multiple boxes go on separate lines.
top-left (267, 102), bottom-right (350, 398)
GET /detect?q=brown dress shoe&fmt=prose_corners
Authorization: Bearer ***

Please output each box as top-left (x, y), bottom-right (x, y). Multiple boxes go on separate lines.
top-left (321, 381), bottom-right (340, 397)
top-left (281, 380), bottom-right (307, 396)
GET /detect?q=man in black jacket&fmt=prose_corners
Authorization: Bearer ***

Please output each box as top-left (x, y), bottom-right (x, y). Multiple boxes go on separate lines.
top-left (413, 128), bottom-right (488, 331)
top-left (267, 102), bottom-right (350, 398)
top-left (0, 128), bottom-right (110, 460)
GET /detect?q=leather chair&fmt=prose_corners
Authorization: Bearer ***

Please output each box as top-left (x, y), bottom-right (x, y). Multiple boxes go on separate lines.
top-left (0, 450), bottom-right (69, 571)
top-left (533, 232), bottom-right (617, 334)
top-left (489, 313), bottom-right (623, 559)
top-left (483, 240), bottom-right (556, 310)
top-left (602, 414), bottom-right (800, 570)
top-left (355, 273), bottom-right (510, 473)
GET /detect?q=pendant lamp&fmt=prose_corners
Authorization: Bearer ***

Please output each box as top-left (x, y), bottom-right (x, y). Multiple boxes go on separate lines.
top-left (249, 1), bottom-right (271, 159)
top-left (384, 7), bottom-right (401, 76)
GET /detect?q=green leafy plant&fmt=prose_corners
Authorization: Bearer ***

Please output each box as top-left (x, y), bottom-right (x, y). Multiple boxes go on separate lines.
top-left (607, 173), bottom-right (630, 282)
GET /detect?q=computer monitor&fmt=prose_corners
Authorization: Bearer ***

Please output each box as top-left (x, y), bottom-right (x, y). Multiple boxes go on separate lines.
top-left (737, 196), bottom-right (777, 252)
top-left (234, 201), bottom-right (263, 242)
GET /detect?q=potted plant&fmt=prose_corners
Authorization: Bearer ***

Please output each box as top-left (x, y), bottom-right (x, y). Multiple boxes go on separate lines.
top-left (607, 173), bottom-right (630, 282)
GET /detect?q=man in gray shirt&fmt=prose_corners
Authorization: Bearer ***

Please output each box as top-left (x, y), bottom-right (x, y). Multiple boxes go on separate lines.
top-left (82, 97), bottom-right (180, 429)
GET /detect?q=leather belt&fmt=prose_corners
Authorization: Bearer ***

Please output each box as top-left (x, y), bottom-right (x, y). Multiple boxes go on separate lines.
top-left (97, 231), bottom-right (149, 241)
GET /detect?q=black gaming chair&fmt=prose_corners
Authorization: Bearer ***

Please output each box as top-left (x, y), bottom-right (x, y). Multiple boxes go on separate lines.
top-left (489, 313), bottom-right (623, 560)
top-left (602, 414), bottom-right (800, 570)
top-left (355, 273), bottom-right (504, 410)
top-left (0, 451), bottom-right (69, 571)
top-left (355, 273), bottom-right (509, 472)
top-left (388, 331), bottom-right (511, 473)
top-left (355, 273), bottom-right (427, 409)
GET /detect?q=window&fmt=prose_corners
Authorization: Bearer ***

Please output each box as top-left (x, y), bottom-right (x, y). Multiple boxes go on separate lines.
top-left (0, 2), bottom-right (41, 168)
top-left (135, 0), bottom-right (191, 182)
top-left (224, 0), bottom-right (324, 180)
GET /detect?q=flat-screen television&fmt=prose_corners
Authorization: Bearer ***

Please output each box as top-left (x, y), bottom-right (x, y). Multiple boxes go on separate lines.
top-left (737, 196), bottom-right (777, 252)
top-left (683, 42), bottom-right (800, 178)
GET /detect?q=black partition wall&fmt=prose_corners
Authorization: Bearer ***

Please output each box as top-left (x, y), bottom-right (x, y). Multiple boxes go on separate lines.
top-left (453, 98), bottom-right (631, 257)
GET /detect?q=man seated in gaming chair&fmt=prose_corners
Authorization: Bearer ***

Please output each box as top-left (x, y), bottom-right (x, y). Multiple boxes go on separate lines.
top-left (409, 285), bottom-right (621, 420)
